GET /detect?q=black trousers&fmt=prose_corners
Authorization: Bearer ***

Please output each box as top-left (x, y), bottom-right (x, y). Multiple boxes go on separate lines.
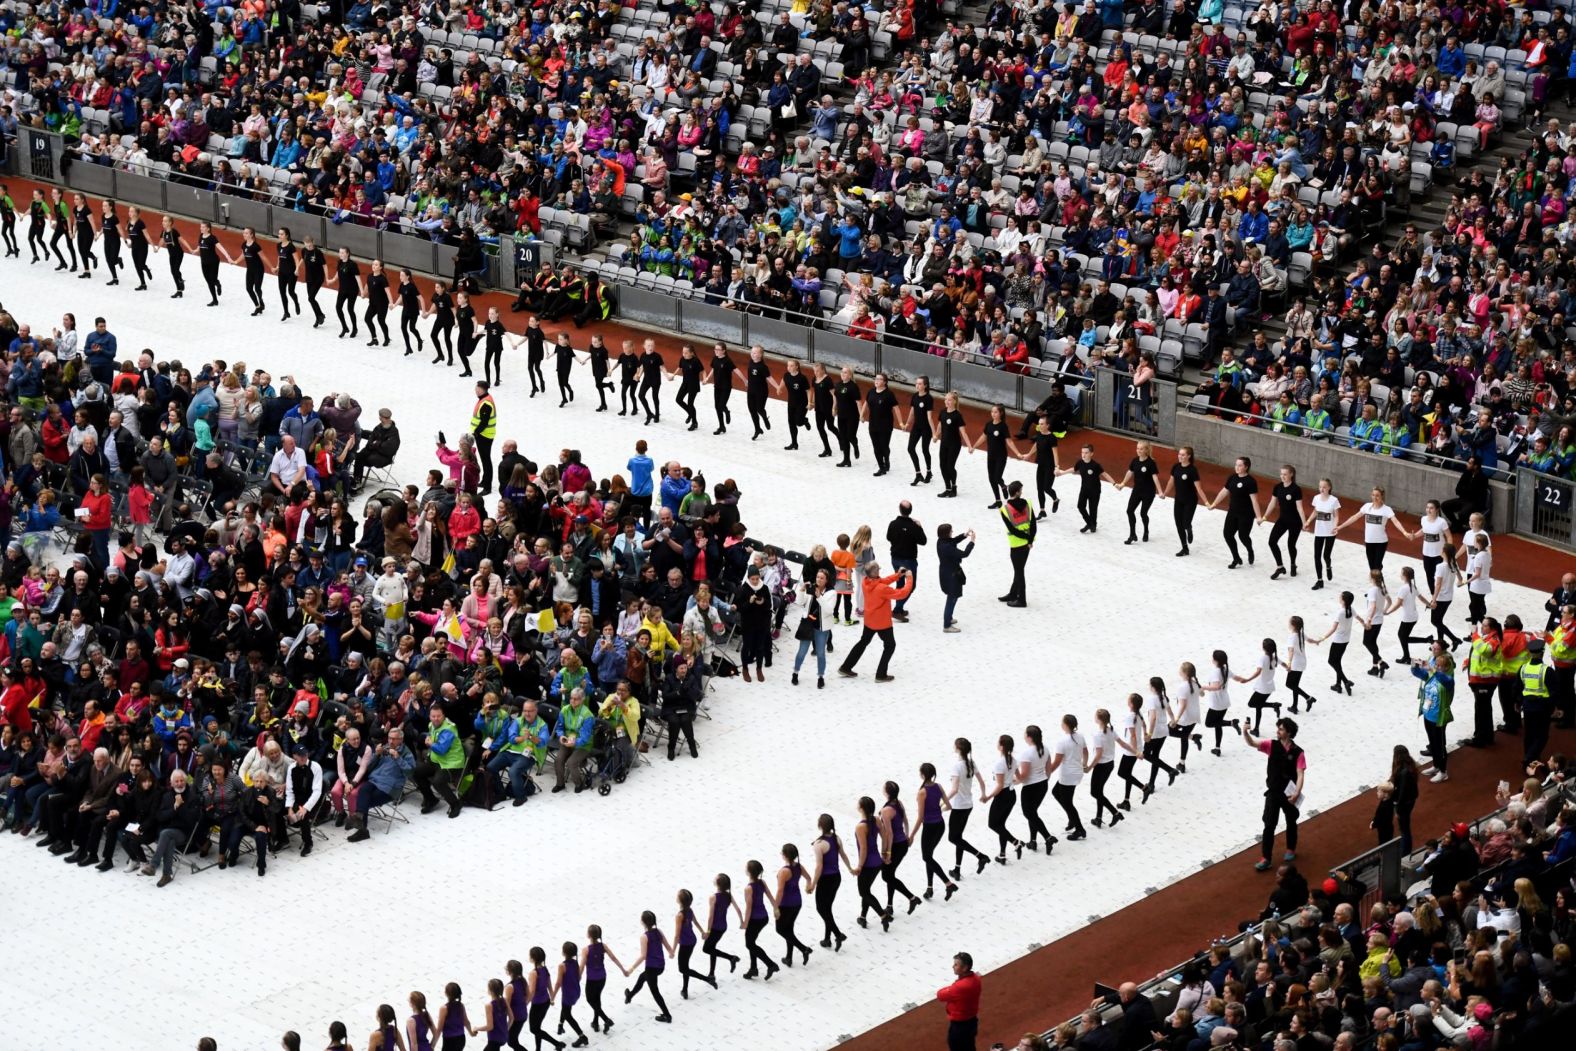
top-left (475, 434), bottom-right (494, 494)
top-left (1089, 761), bottom-right (1116, 821)
top-left (814, 872), bottom-right (844, 941)
top-left (870, 426), bottom-right (892, 471)
top-left (1470, 682), bottom-right (1496, 744)
top-left (1260, 788), bottom-right (1299, 860)
top-left (908, 427), bottom-right (932, 473)
top-left (306, 277), bottom-right (326, 323)
top-left (1143, 737), bottom-right (1176, 789)
top-left (244, 263), bottom-right (266, 308)
top-left (1018, 779), bottom-right (1053, 844)
top-left (1314, 536), bottom-right (1336, 580)
top-left (677, 384), bottom-right (698, 425)
top-left (986, 451), bottom-right (1007, 501)
top-left (414, 758), bottom-right (460, 808)
top-left (1268, 516), bottom-right (1299, 569)
top-left (839, 625), bottom-right (895, 677)
top-left (1077, 487), bottom-right (1100, 528)
top-left (1052, 780), bottom-right (1084, 834)
top-left (201, 256), bottom-right (222, 301)
top-left (1174, 499), bottom-right (1196, 548)
top-left (919, 820), bottom-right (949, 887)
top-left (714, 386), bottom-right (732, 429)
top-left (131, 239), bottom-right (151, 283)
top-left (947, 1017), bottom-right (979, 1051)
top-left (748, 390), bottom-right (771, 436)
top-left (336, 291), bottom-right (359, 334)
top-left (278, 270), bottom-right (300, 314)
top-left (1126, 490), bottom-right (1155, 538)
top-left (816, 411), bottom-right (834, 455)
top-left (948, 808), bottom-right (987, 867)
top-left (167, 250), bottom-right (185, 291)
top-left (640, 381), bottom-right (661, 421)
top-left (939, 441), bottom-right (960, 489)
top-left (1224, 511), bottom-right (1255, 563)
top-left (1006, 545), bottom-right (1029, 602)
top-left (666, 712), bottom-right (697, 758)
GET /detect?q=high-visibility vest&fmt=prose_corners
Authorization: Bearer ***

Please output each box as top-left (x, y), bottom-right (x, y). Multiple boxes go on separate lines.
top-left (1001, 502), bottom-right (1033, 548)
top-left (1552, 623), bottom-right (1576, 666)
top-left (1468, 635), bottom-right (1502, 680)
top-left (1520, 661), bottom-right (1550, 699)
top-left (471, 394), bottom-right (497, 439)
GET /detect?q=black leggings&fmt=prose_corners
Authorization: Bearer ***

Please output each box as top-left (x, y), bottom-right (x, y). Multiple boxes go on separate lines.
top-left (528, 355), bottom-right (546, 393)
top-left (815, 411), bottom-right (834, 455)
top-left (336, 291), bottom-right (359, 335)
top-left (1205, 707), bottom-right (1234, 749)
top-left (1037, 461), bottom-right (1058, 512)
top-left (1089, 762), bottom-right (1117, 822)
top-left (677, 942), bottom-right (705, 995)
top-left (939, 441), bottom-right (961, 491)
top-left (856, 864), bottom-right (885, 919)
top-left (27, 220), bottom-right (47, 260)
top-left (1051, 780), bottom-right (1083, 835)
top-left (1362, 623), bottom-right (1384, 665)
top-left (1117, 754), bottom-right (1146, 802)
top-left (1223, 511), bottom-right (1255, 563)
top-left (1329, 641), bottom-right (1353, 689)
top-left (103, 234), bottom-right (120, 277)
top-left (1285, 670), bottom-right (1312, 711)
top-left (1174, 499), bottom-right (1197, 549)
top-left (776, 904), bottom-right (812, 960)
top-left (701, 929), bottom-right (737, 979)
top-left (400, 308), bottom-right (422, 351)
top-left (1247, 690), bottom-right (1280, 734)
top-left (986, 788), bottom-right (1019, 854)
top-left (557, 1001), bottom-right (583, 1041)
top-left (676, 384), bottom-right (698, 424)
top-left (1018, 780), bottom-right (1053, 846)
top-left (882, 840), bottom-right (917, 908)
top-left (306, 277), bottom-right (325, 323)
top-left (1314, 536), bottom-right (1336, 580)
top-left (919, 820), bottom-right (949, 888)
top-left (908, 427), bottom-right (932, 474)
top-left (1126, 490), bottom-right (1154, 539)
top-left (528, 1001), bottom-right (561, 1051)
top-left (244, 263), bottom-right (265, 309)
top-left (585, 979), bottom-right (612, 1029)
top-left (201, 256), bottom-right (222, 302)
top-left (1269, 516), bottom-right (1300, 570)
top-left (1170, 722), bottom-right (1198, 762)
top-left (743, 915), bottom-right (775, 974)
top-left (1143, 737), bottom-right (1177, 788)
top-left (278, 271), bottom-right (301, 315)
top-left (1366, 541), bottom-right (1388, 571)
top-left (557, 364), bottom-right (575, 403)
top-left (1431, 601), bottom-right (1463, 648)
top-left (167, 250), bottom-right (185, 291)
top-left (431, 317), bottom-right (453, 361)
top-left (814, 872), bottom-right (844, 942)
top-left (640, 382), bottom-right (662, 421)
top-left (986, 450), bottom-right (1008, 502)
top-left (628, 968), bottom-right (668, 1015)
top-left (365, 301), bottom-right (390, 342)
top-left (76, 229), bottom-right (97, 271)
top-left (948, 808), bottom-right (987, 867)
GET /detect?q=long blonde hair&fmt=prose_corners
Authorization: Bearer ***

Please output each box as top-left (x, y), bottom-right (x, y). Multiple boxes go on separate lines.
top-left (850, 525), bottom-right (873, 557)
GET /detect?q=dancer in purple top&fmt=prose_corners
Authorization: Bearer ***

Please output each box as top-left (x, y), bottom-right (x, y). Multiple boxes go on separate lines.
top-left (580, 925), bottom-right (620, 1034)
top-left (810, 813), bottom-right (851, 950)
top-left (853, 796), bottom-right (892, 932)
top-left (367, 1004), bottom-right (402, 1051)
top-left (916, 764), bottom-right (960, 901)
top-left (505, 959), bottom-right (530, 1051)
top-left (674, 888), bottom-right (717, 999)
top-left (702, 873), bottom-right (743, 982)
top-left (526, 946), bottom-right (564, 1051)
top-left (741, 860), bottom-right (781, 980)
top-left (553, 943), bottom-right (587, 1047)
top-left (480, 978), bottom-right (510, 1051)
top-left (622, 911), bottom-right (673, 1023)
top-left (775, 843), bottom-right (815, 967)
top-left (434, 983), bottom-right (471, 1051)
top-left (880, 780), bottom-right (923, 917)
top-left (406, 991), bottom-right (435, 1051)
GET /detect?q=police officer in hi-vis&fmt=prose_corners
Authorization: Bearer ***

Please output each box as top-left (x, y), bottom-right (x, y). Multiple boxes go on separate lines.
top-left (472, 380), bottom-right (498, 495)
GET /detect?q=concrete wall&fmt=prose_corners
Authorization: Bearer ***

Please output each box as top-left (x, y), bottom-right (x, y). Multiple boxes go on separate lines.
top-left (1176, 414), bottom-right (1516, 526)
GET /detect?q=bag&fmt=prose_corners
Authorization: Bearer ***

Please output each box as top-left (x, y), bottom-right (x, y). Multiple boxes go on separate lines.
top-left (795, 616), bottom-right (817, 642)
top-left (780, 98), bottom-right (797, 120)
top-left (710, 653), bottom-right (739, 678)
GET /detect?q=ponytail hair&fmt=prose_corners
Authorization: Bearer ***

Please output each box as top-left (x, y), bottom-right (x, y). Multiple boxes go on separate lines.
top-left (1290, 615), bottom-right (1305, 651)
top-left (1063, 713), bottom-right (1079, 733)
top-left (1339, 590), bottom-right (1355, 617)
top-left (1262, 637), bottom-right (1278, 664)
top-left (1181, 660), bottom-right (1201, 697)
top-left (1026, 724), bottom-right (1045, 757)
top-left (1094, 707), bottom-right (1111, 729)
top-left (955, 737), bottom-right (975, 778)
top-left (1148, 676), bottom-right (1168, 702)
top-left (919, 761), bottom-right (937, 783)
top-left (997, 733), bottom-right (1014, 759)
top-left (1371, 568), bottom-right (1389, 599)
top-left (884, 780), bottom-right (899, 802)
top-left (1212, 649), bottom-right (1229, 678)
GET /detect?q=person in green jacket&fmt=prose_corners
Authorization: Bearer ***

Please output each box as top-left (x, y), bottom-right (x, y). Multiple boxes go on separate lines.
top-left (552, 688), bottom-right (597, 793)
top-left (415, 702), bottom-right (466, 817)
top-left (1412, 642), bottom-right (1455, 783)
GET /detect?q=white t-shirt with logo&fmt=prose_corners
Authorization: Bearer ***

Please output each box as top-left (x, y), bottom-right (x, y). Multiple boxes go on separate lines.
top-left (1311, 494), bottom-right (1341, 537)
top-left (1362, 503), bottom-right (1396, 544)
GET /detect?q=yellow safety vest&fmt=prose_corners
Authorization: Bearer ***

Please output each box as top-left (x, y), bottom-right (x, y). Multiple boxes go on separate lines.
top-left (471, 394), bottom-right (497, 439)
top-left (1520, 662), bottom-right (1550, 699)
top-left (1001, 503), bottom-right (1033, 548)
top-left (1469, 636), bottom-right (1502, 679)
top-left (1552, 623), bottom-right (1576, 666)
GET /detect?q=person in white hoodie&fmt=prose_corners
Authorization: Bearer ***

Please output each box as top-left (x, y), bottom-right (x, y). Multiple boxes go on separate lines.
top-left (372, 556), bottom-right (409, 652)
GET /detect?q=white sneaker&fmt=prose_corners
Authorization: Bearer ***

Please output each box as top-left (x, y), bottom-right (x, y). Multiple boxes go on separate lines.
top-left (944, 625), bottom-right (961, 633)
top-left (1430, 771), bottom-right (1450, 783)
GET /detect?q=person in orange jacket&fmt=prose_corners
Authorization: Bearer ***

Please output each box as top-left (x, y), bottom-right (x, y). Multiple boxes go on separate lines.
top-left (1497, 614), bottom-right (1531, 735)
top-left (836, 562), bottom-right (913, 683)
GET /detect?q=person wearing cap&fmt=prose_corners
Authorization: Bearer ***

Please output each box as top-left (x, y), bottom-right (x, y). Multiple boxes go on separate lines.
top-left (1519, 637), bottom-right (1553, 767)
top-left (415, 702), bottom-right (466, 818)
top-left (352, 407), bottom-right (401, 490)
top-left (283, 744), bottom-right (323, 856)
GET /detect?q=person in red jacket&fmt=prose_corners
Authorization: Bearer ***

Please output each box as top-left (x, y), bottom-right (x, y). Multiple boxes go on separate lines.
top-left (0, 668), bottom-right (34, 734)
top-left (937, 951), bottom-right (982, 1051)
top-left (836, 563), bottom-right (913, 682)
top-left (78, 472), bottom-right (113, 570)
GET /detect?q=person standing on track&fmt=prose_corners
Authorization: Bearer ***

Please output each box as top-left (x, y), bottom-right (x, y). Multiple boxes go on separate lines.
top-left (1031, 415), bottom-right (1061, 518)
top-left (1338, 486), bottom-right (1412, 572)
top-left (471, 381), bottom-right (497, 496)
top-left (674, 342), bottom-right (702, 430)
top-left (553, 332), bottom-right (577, 406)
top-left (904, 376), bottom-right (936, 484)
top-left (1413, 642), bottom-right (1456, 782)
top-left (936, 952), bottom-right (982, 1051)
top-left (745, 344), bottom-right (780, 440)
top-left (1305, 477), bottom-right (1341, 590)
top-left (155, 214), bottom-right (184, 298)
top-left (98, 199), bottom-right (121, 285)
top-left (1162, 444), bottom-right (1207, 556)
top-left (775, 844), bottom-right (814, 967)
top-left (978, 404), bottom-right (1015, 507)
top-left (1169, 662), bottom-right (1205, 772)
top-left (1416, 499), bottom-right (1453, 594)
top-left (1262, 465), bottom-right (1306, 579)
top-left (836, 563), bottom-right (912, 682)
top-left (71, 192), bottom-right (97, 279)
top-left (1142, 677), bottom-right (1179, 792)
top-left (886, 501), bottom-right (926, 622)
top-left (1046, 714), bottom-right (1085, 841)
top-left (740, 859), bottom-right (780, 980)
top-left (999, 480), bottom-right (1036, 608)
top-left (275, 227), bottom-right (303, 322)
top-left (0, 185), bottom-right (18, 258)
top-left (364, 259), bottom-right (392, 346)
top-left (622, 911), bottom-right (673, 1024)
top-left (1233, 638), bottom-right (1283, 734)
top-left (125, 204), bottom-right (152, 289)
top-left (588, 333), bottom-right (613, 412)
top-left (864, 371), bottom-right (899, 474)
top-left (1243, 717), bottom-right (1306, 872)
top-left (946, 738), bottom-right (991, 877)
top-left (674, 889), bottom-right (714, 999)
top-left (1311, 591), bottom-right (1358, 696)
top-left (707, 342), bottom-right (736, 434)
top-left (638, 337), bottom-right (665, 424)
top-left (878, 780), bottom-right (922, 918)
top-left (302, 235), bottom-right (327, 328)
top-left (194, 220), bottom-right (222, 306)
top-left (1086, 708), bottom-right (1121, 828)
top-left (1013, 724), bottom-right (1055, 852)
top-left (936, 524), bottom-right (975, 633)
top-left (236, 226), bottom-right (267, 316)
top-left (524, 316), bottom-right (548, 396)
top-left (426, 279), bottom-right (454, 362)
top-left (1283, 616), bottom-right (1316, 715)
top-left (701, 873), bottom-right (742, 982)
top-left (1210, 456), bottom-right (1262, 569)
top-left (853, 795), bottom-right (891, 932)
top-left (395, 267), bottom-right (424, 354)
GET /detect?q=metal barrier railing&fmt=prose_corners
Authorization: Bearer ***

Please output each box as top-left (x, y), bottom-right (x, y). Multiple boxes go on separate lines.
top-left (1515, 467), bottom-right (1576, 552)
top-left (1328, 837), bottom-right (1406, 923)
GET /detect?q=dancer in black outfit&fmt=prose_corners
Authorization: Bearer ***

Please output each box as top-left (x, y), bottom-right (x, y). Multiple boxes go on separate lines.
top-left (903, 376), bottom-right (935, 484)
top-left (426, 280), bottom-right (455, 361)
top-left (833, 366), bottom-right (863, 466)
top-left (1210, 456), bottom-right (1262, 568)
top-left (783, 359), bottom-right (811, 449)
top-left (1059, 444), bottom-right (1114, 532)
top-left (155, 215), bottom-right (184, 298)
top-left (193, 221), bottom-right (222, 306)
top-left (480, 307), bottom-right (507, 387)
top-left (1031, 416), bottom-right (1061, 517)
top-left (638, 338), bottom-right (664, 423)
top-left (810, 814), bottom-right (849, 950)
top-left (774, 844), bottom-right (815, 967)
top-left (936, 391), bottom-right (971, 498)
top-left (616, 339), bottom-right (641, 415)
top-left (454, 291), bottom-right (477, 376)
top-left (26, 191), bottom-right (48, 262)
top-left (364, 260), bottom-right (392, 346)
top-left (588, 334), bottom-right (613, 411)
top-left (812, 363), bottom-right (836, 457)
top-left (524, 316), bottom-right (548, 394)
top-left (707, 343), bottom-right (736, 434)
top-left (98, 199), bottom-right (121, 284)
top-left (334, 247), bottom-right (363, 338)
top-left (1163, 445), bottom-right (1207, 556)
top-left (301, 236), bottom-right (327, 327)
top-left (675, 343), bottom-right (702, 429)
top-left (554, 333), bottom-right (578, 405)
top-left (0, 187), bottom-right (18, 257)
top-left (1262, 464), bottom-right (1306, 579)
top-left (914, 764), bottom-right (959, 900)
top-left (1115, 440), bottom-right (1160, 544)
top-left (396, 268), bottom-right (425, 354)
top-left (978, 405), bottom-right (1015, 507)
top-left (878, 781), bottom-right (922, 917)
top-left (124, 205), bottom-right (152, 288)
top-left (71, 193), bottom-right (96, 278)
top-left (236, 227), bottom-right (267, 315)
top-left (864, 372), bottom-right (898, 473)
top-left (745, 344), bottom-right (779, 439)
top-left (48, 190), bottom-right (76, 271)
top-left (274, 228), bottom-right (303, 320)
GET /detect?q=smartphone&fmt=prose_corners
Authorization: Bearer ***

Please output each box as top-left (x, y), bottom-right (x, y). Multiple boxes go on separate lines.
top-left (1453, 946), bottom-right (1467, 963)
top-left (1498, 780), bottom-right (1510, 794)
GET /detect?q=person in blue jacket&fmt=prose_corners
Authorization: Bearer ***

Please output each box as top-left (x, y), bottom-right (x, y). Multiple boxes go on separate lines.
top-left (626, 438), bottom-right (655, 523)
top-left (346, 726), bottom-right (416, 841)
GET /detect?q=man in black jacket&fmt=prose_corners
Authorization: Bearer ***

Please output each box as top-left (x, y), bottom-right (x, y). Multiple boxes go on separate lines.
top-left (140, 768), bottom-right (200, 887)
top-left (885, 501), bottom-right (927, 621)
top-left (1091, 983), bottom-right (1158, 1051)
top-left (352, 408), bottom-right (401, 488)
top-left (661, 654), bottom-right (703, 760)
top-left (39, 736), bottom-right (91, 853)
